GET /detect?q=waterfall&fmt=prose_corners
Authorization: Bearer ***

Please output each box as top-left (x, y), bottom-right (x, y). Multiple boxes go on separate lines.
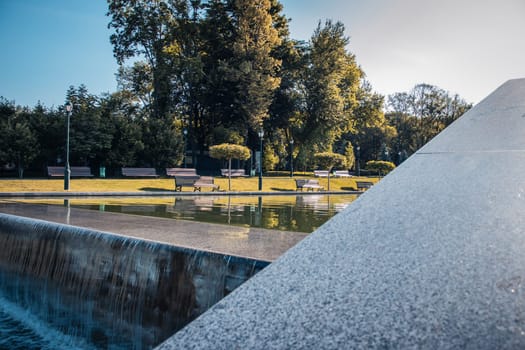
top-left (0, 213), bottom-right (269, 349)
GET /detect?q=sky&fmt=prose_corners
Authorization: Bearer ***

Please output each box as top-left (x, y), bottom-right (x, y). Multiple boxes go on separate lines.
top-left (1, 0), bottom-right (524, 108)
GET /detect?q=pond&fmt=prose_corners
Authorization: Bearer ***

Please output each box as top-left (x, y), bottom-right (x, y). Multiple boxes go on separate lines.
top-left (13, 194), bottom-right (358, 233)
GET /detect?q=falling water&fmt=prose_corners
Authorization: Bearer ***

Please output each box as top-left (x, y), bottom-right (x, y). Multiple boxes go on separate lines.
top-left (0, 213), bottom-right (269, 349)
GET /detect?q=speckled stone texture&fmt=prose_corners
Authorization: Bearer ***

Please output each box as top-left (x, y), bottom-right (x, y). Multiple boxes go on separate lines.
top-left (156, 78), bottom-right (525, 349)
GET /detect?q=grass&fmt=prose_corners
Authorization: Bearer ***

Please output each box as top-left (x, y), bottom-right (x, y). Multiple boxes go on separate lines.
top-left (0, 176), bottom-right (379, 193)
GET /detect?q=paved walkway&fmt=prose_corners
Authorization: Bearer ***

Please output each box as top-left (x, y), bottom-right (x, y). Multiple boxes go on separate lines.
top-left (0, 201), bottom-right (308, 262)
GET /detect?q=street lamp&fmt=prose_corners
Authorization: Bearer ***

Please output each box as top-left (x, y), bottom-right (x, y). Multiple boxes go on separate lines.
top-left (356, 145), bottom-right (360, 177)
top-left (183, 128), bottom-right (188, 168)
top-left (289, 138), bottom-right (294, 177)
top-left (64, 102), bottom-right (73, 190)
top-left (258, 128), bottom-right (264, 191)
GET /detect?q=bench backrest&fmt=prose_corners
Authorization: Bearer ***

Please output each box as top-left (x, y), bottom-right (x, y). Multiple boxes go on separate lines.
top-left (47, 166), bottom-right (93, 177)
top-left (356, 181), bottom-right (373, 189)
top-left (221, 169), bottom-right (245, 177)
top-left (296, 179), bottom-right (320, 187)
top-left (295, 179), bottom-right (307, 187)
top-left (314, 170), bottom-right (329, 177)
top-left (166, 167), bottom-right (197, 176)
top-left (195, 176), bottom-right (214, 185)
top-left (122, 167), bottom-right (158, 177)
top-left (175, 175), bottom-right (200, 186)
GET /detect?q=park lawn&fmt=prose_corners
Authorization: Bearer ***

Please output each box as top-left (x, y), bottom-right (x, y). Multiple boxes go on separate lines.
top-left (0, 176), bottom-right (379, 193)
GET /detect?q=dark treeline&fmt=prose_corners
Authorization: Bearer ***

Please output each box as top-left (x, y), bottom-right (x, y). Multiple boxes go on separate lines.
top-left (0, 0), bottom-right (471, 178)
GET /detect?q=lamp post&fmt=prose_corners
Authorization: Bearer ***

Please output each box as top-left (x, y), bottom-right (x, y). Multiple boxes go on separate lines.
top-left (64, 102), bottom-right (73, 190)
top-left (258, 128), bottom-right (264, 191)
top-left (356, 145), bottom-right (360, 177)
top-left (183, 128), bottom-right (188, 168)
top-left (289, 138), bottom-right (294, 177)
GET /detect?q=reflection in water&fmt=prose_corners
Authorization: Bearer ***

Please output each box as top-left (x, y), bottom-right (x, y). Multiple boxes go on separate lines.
top-left (63, 195), bottom-right (357, 233)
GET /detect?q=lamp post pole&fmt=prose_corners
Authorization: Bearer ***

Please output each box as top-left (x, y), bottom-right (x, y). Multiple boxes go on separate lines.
top-left (258, 129), bottom-right (264, 191)
top-left (290, 138), bottom-right (294, 177)
top-left (356, 145), bottom-right (360, 177)
top-left (64, 102), bottom-right (73, 190)
top-left (183, 128), bottom-right (188, 168)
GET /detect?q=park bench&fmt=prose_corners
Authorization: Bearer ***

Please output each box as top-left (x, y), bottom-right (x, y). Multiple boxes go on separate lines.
top-left (121, 167), bottom-right (159, 178)
top-left (295, 179), bottom-right (324, 192)
top-left (221, 168), bottom-right (246, 177)
top-left (174, 175), bottom-right (200, 191)
top-left (356, 181), bottom-right (374, 191)
top-left (193, 176), bottom-right (220, 192)
top-left (166, 167), bottom-right (197, 177)
top-left (313, 170), bottom-right (329, 177)
top-left (333, 170), bottom-right (352, 177)
top-left (47, 166), bottom-right (94, 177)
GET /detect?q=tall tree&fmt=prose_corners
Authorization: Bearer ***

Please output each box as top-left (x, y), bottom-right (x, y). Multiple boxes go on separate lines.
top-left (297, 20), bottom-right (361, 169)
top-left (107, 0), bottom-right (190, 119)
top-left (225, 0), bottom-right (282, 133)
top-left (65, 85), bottom-right (114, 168)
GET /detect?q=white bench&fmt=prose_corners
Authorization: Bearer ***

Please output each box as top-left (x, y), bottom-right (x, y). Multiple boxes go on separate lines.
top-left (221, 169), bottom-right (246, 177)
top-left (121, 167), bottom-right (159, 177)
top-left (333, 170), bottom-right (351, 177)
top-left (313, 170), bottom-right (329, 177)
top-left (296, 179), bottom-right (324, 191)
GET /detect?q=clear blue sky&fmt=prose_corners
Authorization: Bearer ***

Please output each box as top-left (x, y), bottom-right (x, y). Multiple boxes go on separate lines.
top-left (1, 0), bottom-right (524, 108)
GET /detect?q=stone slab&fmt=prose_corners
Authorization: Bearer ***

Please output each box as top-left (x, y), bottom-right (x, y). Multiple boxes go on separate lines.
top-left (157, 78), bottom-right (525, 349)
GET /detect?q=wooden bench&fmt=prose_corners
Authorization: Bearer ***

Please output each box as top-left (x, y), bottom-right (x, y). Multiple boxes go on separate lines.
top-left (313, 170), bottom-right (329, 177)
top-left (47, 166), bottom-right (94, 177)
top-left (174, 175), bottom-right (200, 191)
top-left (295, 179), bottom-right (324, 192)
top-left (333, 170), bottom-right (352, 177)
top-left (193, 176), bottom-right (220, 192)
top-left (121, 167), bottom-right (159, 177)
top-left (356, 181), bottom-right (374, 191)
top-left (166, 167), bottom-right (197, 177)
top-left (221, 169), bottom-right (246, 177)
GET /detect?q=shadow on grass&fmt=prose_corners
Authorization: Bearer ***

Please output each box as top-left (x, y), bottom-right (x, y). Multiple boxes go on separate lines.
top-left (139, 187), bottom-right (174, 192)
top-left (341, 186), bottom-right (358, 191)
top-left (271, 187), bottom-right (296, 192)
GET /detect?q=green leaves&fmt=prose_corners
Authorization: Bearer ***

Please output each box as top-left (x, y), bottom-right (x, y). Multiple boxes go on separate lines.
top-left (209, 143), bottom-right (251, 161)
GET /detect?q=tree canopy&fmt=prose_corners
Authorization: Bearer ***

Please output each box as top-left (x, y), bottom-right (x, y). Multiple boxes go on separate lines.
top-left (0, 2), bottom-right (472, 178)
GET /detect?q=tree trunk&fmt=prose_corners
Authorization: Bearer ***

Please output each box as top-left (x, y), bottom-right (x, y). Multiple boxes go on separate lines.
top-left (228, 158), bottom-right (232, 191)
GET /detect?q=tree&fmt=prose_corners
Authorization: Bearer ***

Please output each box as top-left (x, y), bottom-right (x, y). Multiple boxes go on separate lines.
top-left (65, 86), bottom-right (114, 168)
top-left (299, 20), bottom-right (361, 166)
top-left (209, 143), bottom-right (251, 190)
top-left (314, 151), bottom-right (347, 190)
top-left (365, 160), bottom-right (395, 176)
top-left (387, 83), bottom-right (472, 157)
top-left (223, 0), bottom-right (282, 133)
top-left (0, 99), bottom-right (39, 178)
top-left (107, 0), bottom-right (190, 120)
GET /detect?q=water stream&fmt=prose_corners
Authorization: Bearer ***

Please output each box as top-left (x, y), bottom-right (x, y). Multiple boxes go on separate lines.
top-left (0, 214), bottom-right (267, 349)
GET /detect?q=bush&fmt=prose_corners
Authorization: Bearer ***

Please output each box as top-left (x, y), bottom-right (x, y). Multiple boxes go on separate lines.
top-left (365, 160), bottom-right (396, 176)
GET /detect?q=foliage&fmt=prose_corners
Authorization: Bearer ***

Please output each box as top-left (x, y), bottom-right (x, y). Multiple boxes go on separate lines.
top-left (314, 152), bottom-right (348, 170)
top-left (209, 143), bottom-right (251, 190)
top-left (387, 83), bottom-right (472, 159)
top-left (314, 151), bottom-right (347, 190)
top-left (209, 143), bottom-right (251, 161)
top-left (0, 3), bottom-right (474, 177)
top-left (263, 143), bottom-right (279, 171)
top-left (300, 20), bottom-right (361, 155)
top-left (0, 98), bottom-right (38, 178)
top-left (365, 160), bottom-right (396, 176)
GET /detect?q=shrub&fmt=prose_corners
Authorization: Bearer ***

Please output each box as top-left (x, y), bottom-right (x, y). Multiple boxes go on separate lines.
top-left (365, 160), bottom-right (396, 176)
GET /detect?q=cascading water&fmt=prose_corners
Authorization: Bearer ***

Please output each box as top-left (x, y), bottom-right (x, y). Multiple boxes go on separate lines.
top-left (0, 213), bottom-right (268, 349)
